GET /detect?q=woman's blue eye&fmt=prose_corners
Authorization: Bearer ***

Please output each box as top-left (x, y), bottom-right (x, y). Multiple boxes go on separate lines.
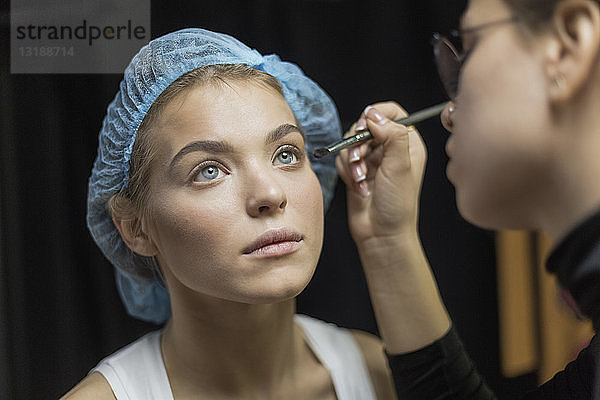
top-left (275, 150), bottom-right (297, 165)
top-left (202, 165), bottom-right (219, 179)
top-left (195, 165), bottom-right (222, 182)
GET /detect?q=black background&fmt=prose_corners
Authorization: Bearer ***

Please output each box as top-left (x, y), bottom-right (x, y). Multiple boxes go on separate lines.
top-left (1, 1), bottom-right (538, 398)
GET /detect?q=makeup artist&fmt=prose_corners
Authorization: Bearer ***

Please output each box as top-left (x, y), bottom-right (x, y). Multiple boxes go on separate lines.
top-left (336, 0), bottom-right (600, 398)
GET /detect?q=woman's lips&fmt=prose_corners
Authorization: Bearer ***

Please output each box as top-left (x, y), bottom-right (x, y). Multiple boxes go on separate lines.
top-left (445, 135), bottom-right (454, 159)
top-left (243, 228), bottom-right (303, 257)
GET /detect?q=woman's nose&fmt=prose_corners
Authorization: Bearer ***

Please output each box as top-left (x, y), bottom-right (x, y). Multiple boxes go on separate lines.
top-left (245, 175), bottom-right (288, 218)
top-left (441, 101), bottom-right (455, 131)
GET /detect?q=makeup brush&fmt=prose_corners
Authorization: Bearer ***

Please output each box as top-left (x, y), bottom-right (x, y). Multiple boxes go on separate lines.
top-left (313, 102), bottom-right (448, 158)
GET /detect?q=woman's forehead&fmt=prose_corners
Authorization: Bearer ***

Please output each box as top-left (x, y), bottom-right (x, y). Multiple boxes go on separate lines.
top-left (161, 82), bottom-right (290, 126)
top-left (154, 83), bottom-right (296, 149)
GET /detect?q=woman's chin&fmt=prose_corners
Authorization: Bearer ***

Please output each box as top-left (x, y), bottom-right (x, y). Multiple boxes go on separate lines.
top-left (235, 271), bottom-right (313, 305)
top-left (456, 194), bottom-right (531, 232)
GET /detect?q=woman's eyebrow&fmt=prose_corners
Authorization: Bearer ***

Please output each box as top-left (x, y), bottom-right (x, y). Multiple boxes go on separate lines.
top-left (169, 123), bottom-right (304, 170)
top-left (265, 123), bottom-right (304, 144)
top-left (169, 140), bottom-right (234, 170)
top-left (459, 14), bottom-right (470, 31)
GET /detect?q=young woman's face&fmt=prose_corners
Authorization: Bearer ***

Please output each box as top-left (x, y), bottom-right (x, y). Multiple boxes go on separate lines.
top-left (144, 81), bottom-right (324, 305)
top-left (444, 0), bottom-right (556, 230)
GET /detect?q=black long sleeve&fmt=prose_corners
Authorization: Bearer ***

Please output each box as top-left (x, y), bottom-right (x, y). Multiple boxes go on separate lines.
top-left (386, 326), bottom-right (496, 399)
top-left (387, 327), bottom-right (599, 399)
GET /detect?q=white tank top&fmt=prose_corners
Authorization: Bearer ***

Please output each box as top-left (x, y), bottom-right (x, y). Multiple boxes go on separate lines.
top-left (91, 315), bottom-right (378, 400)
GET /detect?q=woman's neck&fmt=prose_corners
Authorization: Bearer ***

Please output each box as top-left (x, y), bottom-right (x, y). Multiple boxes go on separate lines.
top-left (161, 293), bottom-right (305, 399)
top-left (542, 68), bottom-right (600, 241)
top-left (542, 169), bottom-right (600, 243)
top-left (538, 105), bottom-right (600, 242)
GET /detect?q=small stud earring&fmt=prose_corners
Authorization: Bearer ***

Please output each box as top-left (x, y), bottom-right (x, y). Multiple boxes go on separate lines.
top-left (553, 74), bottom-right (566, 89)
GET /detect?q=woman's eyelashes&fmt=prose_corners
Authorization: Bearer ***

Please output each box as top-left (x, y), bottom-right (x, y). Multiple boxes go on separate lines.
top-left (188, 144), bottom-right (305, 184)
top-left (461, 42), bottom-right (477, 65)
top-left (191, 161), bottom-right (229, 183)
top-left (273, 144), bottom-right (304, 167)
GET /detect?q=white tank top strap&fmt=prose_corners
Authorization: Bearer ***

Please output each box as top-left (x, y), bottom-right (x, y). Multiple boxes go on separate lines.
top-left (91, 316), bottom-right (377, 399)
top-left (295, 314), bottom-right (378, 400)
top-left (91, 331), bottom-right (173, 400)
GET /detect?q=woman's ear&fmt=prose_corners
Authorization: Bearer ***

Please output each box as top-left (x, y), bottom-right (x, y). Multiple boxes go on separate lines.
top-left (111, 197), bottom-right (158, 257)
top-left (546, 0), bottom-right (600, 102)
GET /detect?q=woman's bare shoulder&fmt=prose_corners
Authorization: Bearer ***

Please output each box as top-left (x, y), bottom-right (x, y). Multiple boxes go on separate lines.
top-left (350, 329), bottom-right (397, 400)
top-left (60, 372), bottom-right (116, 400)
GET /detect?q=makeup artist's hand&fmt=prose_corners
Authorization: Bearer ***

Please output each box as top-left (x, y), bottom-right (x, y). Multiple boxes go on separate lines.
top-left (336, 102), bottom-right (426, 245)
top-left (337, 102), bottom-right (450, 354)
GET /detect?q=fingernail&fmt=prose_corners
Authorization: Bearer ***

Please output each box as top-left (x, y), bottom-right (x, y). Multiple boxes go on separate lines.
top-left (358, 181), bottom-right (370, 197)
top-left (365, 106), bottom-right (387, 125)
top-left (355, 116), bottom-right (367, 131)
top-left (349, 147), bottom-right (361, 162)
top-left (351, 162), bottom-right (366, 182)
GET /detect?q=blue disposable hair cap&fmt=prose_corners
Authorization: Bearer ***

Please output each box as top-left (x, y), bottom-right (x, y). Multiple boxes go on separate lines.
top-left (87, 28), bottom-right (341, 324)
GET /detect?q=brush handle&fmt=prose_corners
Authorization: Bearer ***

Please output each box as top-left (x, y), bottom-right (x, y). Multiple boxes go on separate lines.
top-left (313, 101), bottom-right (448, 158)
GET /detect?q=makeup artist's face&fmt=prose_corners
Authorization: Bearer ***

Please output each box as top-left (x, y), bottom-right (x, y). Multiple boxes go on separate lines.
top-left (144, 81), bottom-right (324, 305)
top-left (443, 0), bottom-right (555, 230)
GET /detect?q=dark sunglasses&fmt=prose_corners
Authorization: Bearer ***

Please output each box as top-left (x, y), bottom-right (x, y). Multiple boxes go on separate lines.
top-left (432, 17), bottom-right (519, 100)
